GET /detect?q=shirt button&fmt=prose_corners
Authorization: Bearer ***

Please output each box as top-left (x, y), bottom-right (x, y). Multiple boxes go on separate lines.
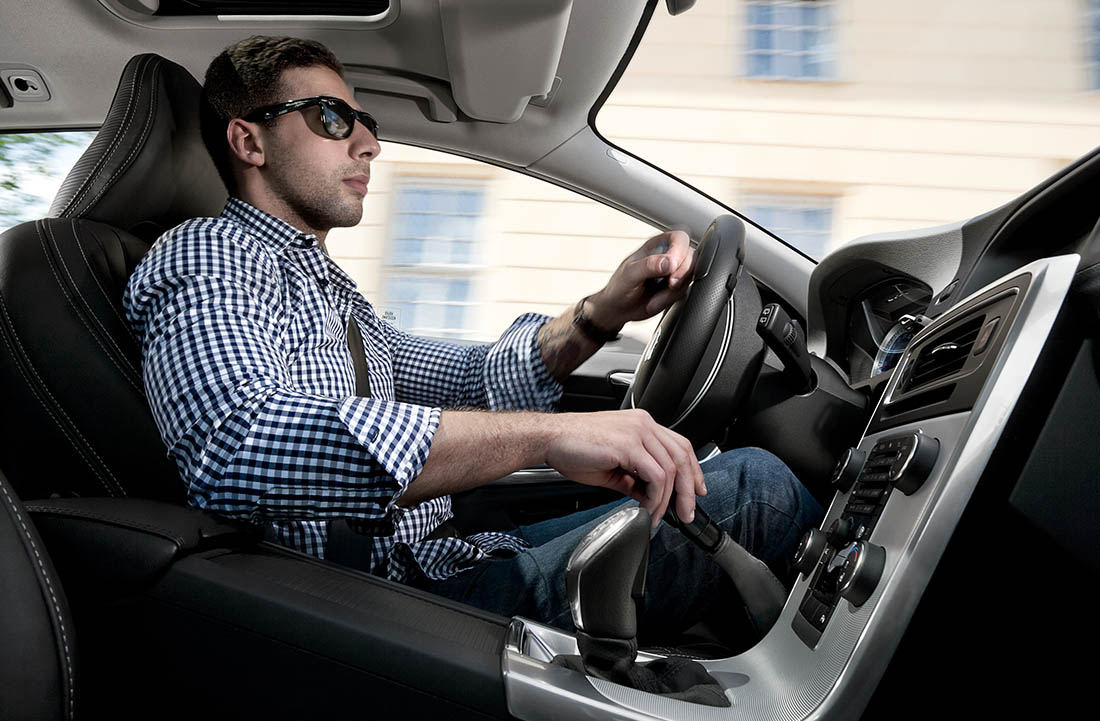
top-left (367, 426), bottom-right (379, 442)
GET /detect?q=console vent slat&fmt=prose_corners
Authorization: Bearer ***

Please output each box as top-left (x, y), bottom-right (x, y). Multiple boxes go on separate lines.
top-left (903, 315), bottom-right (985, 393)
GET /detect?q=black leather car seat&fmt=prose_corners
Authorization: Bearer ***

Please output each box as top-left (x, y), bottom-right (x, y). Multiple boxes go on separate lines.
top-left (0, 54), bottom-right (226, 503)
top-left (0, 470), bottom-right (77, 721)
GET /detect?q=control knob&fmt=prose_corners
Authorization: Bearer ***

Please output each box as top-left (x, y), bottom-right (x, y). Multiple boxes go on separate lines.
top-left (830, 447), bottom-right (867, 493)
top-left (837, 541), bottom-right (886, 607)
top-left (889, 433), bottom-right (940, 495)
top-left (793, 528), bottom-right (827, 577)
top-left (826, 517), bottom-right (856, 547)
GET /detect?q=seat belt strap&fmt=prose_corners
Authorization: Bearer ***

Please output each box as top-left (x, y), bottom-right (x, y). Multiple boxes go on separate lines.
top-left (347, 315), bottom-right (371, 398)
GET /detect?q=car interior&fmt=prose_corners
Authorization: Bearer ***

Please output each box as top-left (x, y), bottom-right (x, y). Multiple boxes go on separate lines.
top-left (2, 1), bottom-right (1099, 720)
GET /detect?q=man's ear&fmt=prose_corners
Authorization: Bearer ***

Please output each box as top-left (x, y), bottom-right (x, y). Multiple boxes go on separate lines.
top-left (226, 118), bottom-right (265, 168)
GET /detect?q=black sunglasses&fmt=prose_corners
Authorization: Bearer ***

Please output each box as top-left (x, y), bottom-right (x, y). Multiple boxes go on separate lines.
top-left (243, 96), bottom-right (379, 140)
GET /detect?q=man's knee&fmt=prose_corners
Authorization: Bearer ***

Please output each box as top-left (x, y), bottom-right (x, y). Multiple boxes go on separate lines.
top-left (701, 447), bottom-right (801, 502)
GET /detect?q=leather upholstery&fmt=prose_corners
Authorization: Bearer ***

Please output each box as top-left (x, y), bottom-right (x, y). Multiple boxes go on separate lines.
top-left (0, 54), bottom-right (226, 502)
top-left (49, 54), bottom-right (226, 242)
top-left (0, 471), bottom-right (76, 721)
top-left (26, 497), bottom-right (251, 605)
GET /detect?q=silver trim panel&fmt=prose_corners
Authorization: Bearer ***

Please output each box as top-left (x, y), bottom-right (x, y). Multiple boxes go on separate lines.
top-left (489, 467), bottom-right (570, 486)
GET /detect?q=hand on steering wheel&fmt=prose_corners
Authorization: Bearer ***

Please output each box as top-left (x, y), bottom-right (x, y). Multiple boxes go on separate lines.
top-left (627, 215), bottom-right (766, 447)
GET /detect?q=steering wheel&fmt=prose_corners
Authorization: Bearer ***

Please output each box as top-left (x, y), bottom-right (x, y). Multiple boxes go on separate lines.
top-left (626, 215), bottom-right (766, 447)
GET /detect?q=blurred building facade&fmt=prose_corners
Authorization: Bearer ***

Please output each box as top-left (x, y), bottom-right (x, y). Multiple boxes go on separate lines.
top-left (328, 0), bottom-right (1100, 343)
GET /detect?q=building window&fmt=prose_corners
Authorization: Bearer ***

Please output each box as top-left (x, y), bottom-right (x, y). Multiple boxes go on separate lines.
top-left (384, 179), bottom-right (485, 339)
top-left (741, 193), bottom-right (833, 259)
top-left (1089, 0), bottom-right (1100, 90)
top-left (745, 0), bottom-right (836, 80)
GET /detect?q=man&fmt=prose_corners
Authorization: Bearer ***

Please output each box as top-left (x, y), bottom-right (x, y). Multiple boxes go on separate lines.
top-left (124, 36), bottom-right (822, 638)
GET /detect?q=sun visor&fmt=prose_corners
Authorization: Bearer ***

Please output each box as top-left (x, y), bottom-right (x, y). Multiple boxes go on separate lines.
top-left (439, 0), bottom-right (571, 123)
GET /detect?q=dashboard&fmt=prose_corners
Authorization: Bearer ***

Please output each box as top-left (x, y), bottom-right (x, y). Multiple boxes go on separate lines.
top-left (811, 144), bottom-right (1100, 391)
top-left (845, 278), bottom-right (932, 384)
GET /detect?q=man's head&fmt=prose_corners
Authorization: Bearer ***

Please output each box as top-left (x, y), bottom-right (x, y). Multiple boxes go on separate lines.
top-left (201, 35), bottom-right (381, 237)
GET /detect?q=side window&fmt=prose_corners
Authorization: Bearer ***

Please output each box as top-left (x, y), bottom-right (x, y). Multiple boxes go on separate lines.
top-left (326, 144), bottom-right (657, 347)
top-left (0, 132), bottom-right (96, 233)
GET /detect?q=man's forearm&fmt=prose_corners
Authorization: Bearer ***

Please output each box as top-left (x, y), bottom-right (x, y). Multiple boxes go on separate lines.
top-left (397, 409), bottom-right (552, 506)
top-left (397, 406), bottom-right (707, 526)
top-left (537, 293), bottom-right (622, 380)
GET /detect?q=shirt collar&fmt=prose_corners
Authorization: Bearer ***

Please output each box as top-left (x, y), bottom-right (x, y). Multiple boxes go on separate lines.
top-left (221, 197), bottom-right (319, 254)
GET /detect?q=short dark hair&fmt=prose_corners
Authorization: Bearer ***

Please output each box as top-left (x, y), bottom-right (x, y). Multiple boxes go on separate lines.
top-left (200, 35), bottom-right (345, 193)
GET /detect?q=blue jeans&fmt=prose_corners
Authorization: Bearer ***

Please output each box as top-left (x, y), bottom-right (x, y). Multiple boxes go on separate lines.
top-left (423, 448), bottom-right (824, 639)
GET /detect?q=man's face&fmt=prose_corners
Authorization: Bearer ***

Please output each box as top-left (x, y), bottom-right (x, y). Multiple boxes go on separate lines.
top-left (257, 65), bottom-right (381, 236)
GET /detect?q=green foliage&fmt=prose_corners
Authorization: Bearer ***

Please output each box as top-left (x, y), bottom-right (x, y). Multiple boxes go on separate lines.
top-left (0, 132), bottom-right (96, 228)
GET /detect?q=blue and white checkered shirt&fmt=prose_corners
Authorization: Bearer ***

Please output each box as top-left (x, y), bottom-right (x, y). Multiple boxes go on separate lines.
top-left (124, 198), bottom-right (562, 582)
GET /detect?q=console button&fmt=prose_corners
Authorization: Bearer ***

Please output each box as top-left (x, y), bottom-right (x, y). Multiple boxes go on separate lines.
top-left (972, 316), bottom-right (1001, 356)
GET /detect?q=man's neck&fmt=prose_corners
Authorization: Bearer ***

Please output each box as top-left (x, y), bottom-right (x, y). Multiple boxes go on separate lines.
top-left (234, 188), bottom-right (329, 243)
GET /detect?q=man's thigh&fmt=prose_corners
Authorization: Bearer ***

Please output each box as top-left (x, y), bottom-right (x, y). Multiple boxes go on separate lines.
top-left (424, 447), bottom-right (823, 634)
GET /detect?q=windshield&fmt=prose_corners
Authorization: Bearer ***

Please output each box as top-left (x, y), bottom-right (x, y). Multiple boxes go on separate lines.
top-left (598, 0), bottom-right (1100, 260)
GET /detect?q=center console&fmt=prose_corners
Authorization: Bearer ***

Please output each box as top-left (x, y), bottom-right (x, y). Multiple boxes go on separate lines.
top-left (501, 254), bottom-right (1080, 720)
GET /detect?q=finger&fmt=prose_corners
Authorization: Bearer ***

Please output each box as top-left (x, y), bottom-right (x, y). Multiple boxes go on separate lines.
top-left (641, 434), bottom-right (677, 524)
top-left (641, 231), bottom-right (675, 255)
top-left (622, 447), bottom-right (667, 515)
top-left (668, 430), bottom-right (705, 497)
top-left (683, 435), bottom-right (707, 497)
top-left (619, 254), bottom-right (669, 288)
top-left (657, 427), bottom-right (701, 522)
top-left (606, 469), bottom-right (647, 504)
top-left (643, 253), bottom-right (673, 279)
top-left (643, 281), bottom-right (691, 315)
top-left (665, 230), bottom-right (690, 253)
top-left (668, 246), bottom-right (696, 288)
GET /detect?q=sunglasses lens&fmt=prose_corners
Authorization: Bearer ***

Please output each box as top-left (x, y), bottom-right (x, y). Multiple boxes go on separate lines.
top-left (319, 103), bottom-right (353, 139)
top-left (361, 114), bottom-right (379, 138)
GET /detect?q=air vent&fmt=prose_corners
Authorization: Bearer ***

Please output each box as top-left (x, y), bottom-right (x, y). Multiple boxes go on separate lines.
top-left (902, 315), bottom-right (985, 394)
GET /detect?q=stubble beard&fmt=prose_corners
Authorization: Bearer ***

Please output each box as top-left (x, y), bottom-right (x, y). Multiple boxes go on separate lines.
top-left (266, 150), bottom-right (365, 234)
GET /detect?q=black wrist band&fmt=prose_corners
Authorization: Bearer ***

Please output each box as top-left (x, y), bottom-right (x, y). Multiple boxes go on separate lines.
top-left (572, 295), bottom-right (621, 344)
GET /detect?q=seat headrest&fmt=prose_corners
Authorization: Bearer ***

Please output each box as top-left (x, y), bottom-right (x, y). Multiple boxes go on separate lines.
top-left (48, 54), bottom-right (227, 241)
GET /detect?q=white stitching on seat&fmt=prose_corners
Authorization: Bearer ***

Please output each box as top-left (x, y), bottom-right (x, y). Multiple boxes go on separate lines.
top-left (43, 222), bottom-right (143, 394)
top-left (0, 482), bottom-right (75, 720)
top-left (0, 315), bottom-right (117, 496)
top-left (25, 504), bottom-right (187, 547)
top-left (63, 56), bottom-right (152, 216)
top-left (81, 59), bottom-right (161, 213)
top-left (0, 239), bottom-right (123, 497)
top-left (75, 224), bottom-right (135, 331)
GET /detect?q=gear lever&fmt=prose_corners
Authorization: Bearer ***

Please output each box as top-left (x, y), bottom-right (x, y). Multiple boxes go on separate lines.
top-left (565, 505), bottom-right (650, 676)
top-left (662, 495), bottom-right (786, 636)
top-left (560, 504), bottom-right (731, 707)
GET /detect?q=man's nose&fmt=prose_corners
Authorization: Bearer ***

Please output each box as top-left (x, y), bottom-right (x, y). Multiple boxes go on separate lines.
top-left (350, 119), bottom-right (381, 160)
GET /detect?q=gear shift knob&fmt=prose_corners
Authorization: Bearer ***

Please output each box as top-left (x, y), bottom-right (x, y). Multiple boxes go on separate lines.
top-left (566, 505), bottom-right (651, 641)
